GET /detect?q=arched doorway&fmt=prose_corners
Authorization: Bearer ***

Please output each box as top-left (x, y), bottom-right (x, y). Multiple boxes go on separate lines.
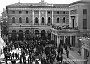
top-left (35, 30), bottom-right (39, 40)
top-left (35, 30), bottom-right (39, 35)
top-left (12, 30), bottom-right (17, 41)
top-left (18, 30), bottom-right (23, 41)
top-left (25, 30), bottom-right (29, 41)
top-left (65, 36), bottom-right (70, 46)
top-left (41, 30), bottom-right (46, 40)
top-left (47, 31), bottom-right (51, 40)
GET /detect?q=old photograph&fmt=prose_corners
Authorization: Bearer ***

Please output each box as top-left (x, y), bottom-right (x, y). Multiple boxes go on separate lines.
top-left (0, 0), bottom-right (90, 64)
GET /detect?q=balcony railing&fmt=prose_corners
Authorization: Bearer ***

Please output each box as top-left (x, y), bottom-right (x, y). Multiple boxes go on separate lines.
top-left (52, 25), bottom-right (78, 30)
top-left (41, 23), bottom-right (46, 25)
top-left (34, 23), bottom-right (39, 25)
top-left (47, 23), bottom-right (52, 26)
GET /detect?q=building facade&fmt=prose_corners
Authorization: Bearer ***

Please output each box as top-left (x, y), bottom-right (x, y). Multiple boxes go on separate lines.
top-left (51, 0), bottom-right (90, 64)
top-left (6, 0), bottom-right (69, 41)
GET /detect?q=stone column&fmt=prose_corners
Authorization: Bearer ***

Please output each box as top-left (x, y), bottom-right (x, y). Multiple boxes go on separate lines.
top-left (64, 36), bottom-right (66, 44)
top-left (51, 33), bottom-right (53, 40)
top-left (70, 36), bottom-right (72, 46)
top-left (75, 36), bottom-right (78, 47)
top-left (81, 47), bottom-right (87, 64)
top-left (87, 51), bottom-right (90, 64)
top-left (39, 10), bottom-right (41, 25)
top-left (52, 10), bottom-right (53, 24)
top-left (58, 36), bottom-right (60, 47)
top-left (46, 10), bottom-right (47, 25)
top-left (52, 34), bottom-right (54, 40)
top-left (57, 36), bottom-right (59, 47)
top-left (32, 10), bottom-right (34, 25)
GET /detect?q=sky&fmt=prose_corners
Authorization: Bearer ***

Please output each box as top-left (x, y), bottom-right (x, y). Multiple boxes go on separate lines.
top-left (0, 0), bottom-right (80, 16)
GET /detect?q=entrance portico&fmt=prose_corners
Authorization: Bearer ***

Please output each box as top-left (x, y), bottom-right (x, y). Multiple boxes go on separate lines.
top-left (51, 28), bottom-right (79, 48)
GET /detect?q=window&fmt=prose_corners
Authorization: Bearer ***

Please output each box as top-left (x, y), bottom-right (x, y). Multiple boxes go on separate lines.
top-left (48, 17), bottom-right (51, 23)
top-left (19, 11), bottom-right (22, 14)
top-left (83, 19), bottom-right (87, 29)
top-left (19, 17), bottom-right (22, 23)
top-left (12, 11), bottom-right (15, 14)
top-left (42, 17), bottom-right (44, 23)
top-left (63, 17), bottom-right (65, 23)
top-left (63, 11), bottom-right (65, 14)
top-left (12, 30), bottom-right (16, 33)
top-left (83, 9), bottom-right (87, 29)
top-left (57, 11), bottom-right (59, 14)
top-left (12, 17), bottom-right (15, 23)
top-left (57, 18), bottom-right (59, 23)
top-left (26, 17), bottom-right (29, 23)
top-left (26, 11), bottom-right (28, 14)
top-left (35, 17), bottom-right (38, 23)
top-left (48, 11), bottom-right (50, 14)
top-left (83, 9), bottom-right (87, 14)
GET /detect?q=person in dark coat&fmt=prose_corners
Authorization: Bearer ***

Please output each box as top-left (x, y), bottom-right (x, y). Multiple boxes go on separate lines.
top-left (12, 52), bottom-right (15, 59)
top-left (60, 48), bottom-right (63, 55)
top-left (66, 50), bottom-right (69, 58)
top-left (56, 54), bottom-right (60, 62)
top-left (11, 59), bottom-right (16, 64)
top-left (19, 55), bottom-right (22, 64)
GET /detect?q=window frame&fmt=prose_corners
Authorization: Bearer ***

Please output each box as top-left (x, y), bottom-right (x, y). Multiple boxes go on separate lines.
top-left (63, 17), bottom-right (66, 23)
top-left (19, 11), bottom-right (22, 14)
top-left (12, 17), bottom-right (15, 23)
top-left (57, 17), bottom-right (59, 23)
top-left (26, 17), bottom-right (29, 23)
top-left (19, 17), bottom-right (22, 23)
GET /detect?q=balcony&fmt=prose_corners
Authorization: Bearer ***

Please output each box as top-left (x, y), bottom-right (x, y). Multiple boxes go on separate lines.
top-left (52, 25), bottom-right (78, 30)
top-left (34, 23), bottom-right (39, 25)
top-left (51, 25), bottom-right (79, 34)
top-left (41, 23), bottom-right (46, 25)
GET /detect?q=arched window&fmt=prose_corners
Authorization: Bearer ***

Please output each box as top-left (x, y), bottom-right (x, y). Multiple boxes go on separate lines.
top-left (19, 30), bottom-right (23, 40)
top-left (12, 30), bottom-right (16, 33)
top-left (19, 17), bottom-right (22, 23)
top-left (63, 17), bottom-right (65, 23)
top-left (57, 18), bottom-right (59, 23)
top-left (26, 17), bottom-right (29, 23)
top-left (42, 17), bottom-right (44, 23)
top-left (41, 30), bottom-right (46, 37)
top-left (35, 30), bottom-right (39, 34)
top-left (12, 30), bottom-right (16, 40)
top-left (48, 17), bottom-right (51, 23)
top-left (25, 30), bottom-right (29, 34)
top-left (12, 17), bottom-right (15, 23)
top-left (19, 30), bottom-right (23, 33)
top-left (35, 17), bottom-right (38, 23)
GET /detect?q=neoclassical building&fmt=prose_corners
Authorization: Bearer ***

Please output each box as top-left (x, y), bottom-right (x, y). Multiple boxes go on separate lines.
top-left (6, 0), bottom-right (69, 41)
top-left (51, 0), bottom-right (90, 64)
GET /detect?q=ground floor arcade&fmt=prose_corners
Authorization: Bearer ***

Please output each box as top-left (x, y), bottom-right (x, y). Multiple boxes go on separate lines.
top-left (51, 33), bottom-right (78, 48)
top-left (7, 30), bottom-right (51, 42)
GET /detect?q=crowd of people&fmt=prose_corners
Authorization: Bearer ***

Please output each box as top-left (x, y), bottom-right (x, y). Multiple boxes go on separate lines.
top-left (2, 36), bottom-right (70, 64)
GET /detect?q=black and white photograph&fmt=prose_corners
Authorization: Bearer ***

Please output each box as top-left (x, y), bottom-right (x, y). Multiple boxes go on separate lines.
top-left (0, 0), bottom-right (90, 64)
